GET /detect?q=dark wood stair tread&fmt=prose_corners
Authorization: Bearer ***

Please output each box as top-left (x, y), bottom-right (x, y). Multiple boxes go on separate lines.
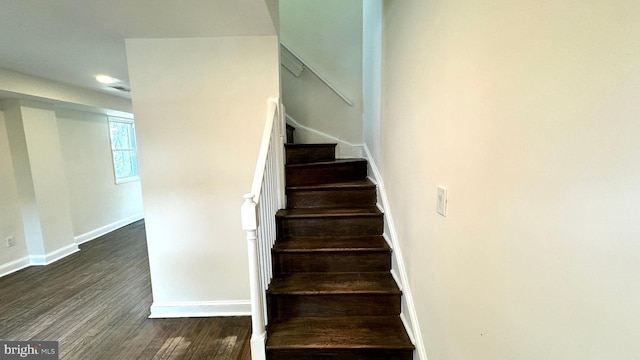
top-left (276, 207), bottom-right (382, 218)
top-left (268, 273), bottom-right (401, 295)
top-left (287, 179), bottom-right (375, 191)
top-left (276, 208), bottom-right (385, 241)
top-left (285, 144), bottom-right (337, 165)
top-left (286, 179), bottom-right (377, 209)
top-left (266, 316), bottom-right (414, 350)
top-left (285, 158), bottom-right (368, 187)
top-left (272, 236), bottom-right (392, 274)
top-left (274, 236), bottom-right (390, 252)
top-left (285, 143), bottom-right (337, 149)
top-left (286, 158), bottom-right (366, 168)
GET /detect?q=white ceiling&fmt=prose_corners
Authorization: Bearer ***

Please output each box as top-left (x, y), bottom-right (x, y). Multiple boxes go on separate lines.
top-left (0, 0), bottom-right (276, 99)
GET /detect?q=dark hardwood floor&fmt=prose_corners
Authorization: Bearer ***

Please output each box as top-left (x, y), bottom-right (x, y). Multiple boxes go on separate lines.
top-left (0, 220), bottom-right (251, 360)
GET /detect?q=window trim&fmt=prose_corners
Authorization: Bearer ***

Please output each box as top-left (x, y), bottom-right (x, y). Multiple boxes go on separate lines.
top-left (108, 116), bottom-right (140, 184)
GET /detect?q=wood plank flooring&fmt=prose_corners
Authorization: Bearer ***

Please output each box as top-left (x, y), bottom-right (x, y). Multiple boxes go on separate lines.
top-left (0, 220), bottom-right (251, 360)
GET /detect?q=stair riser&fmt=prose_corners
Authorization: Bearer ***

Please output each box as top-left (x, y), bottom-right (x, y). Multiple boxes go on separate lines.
top-left (287, 189), bottom-right (376, 209)
top-left (286, 162), bottom-right (367, 186)
top-left (267, 349), bottom-right (413, 360)
top-left (273, 252), bottom-right (391, 274)
top-left (286, 145), bottom-right (336, 165)
top-left (268, 294), bottom-right (401, 319)
top-left (277, 216), bottom-right (383, 237)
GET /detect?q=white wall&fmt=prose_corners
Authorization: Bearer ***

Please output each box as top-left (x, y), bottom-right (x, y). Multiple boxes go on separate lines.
top-left (362, 0), bottom-right (383, 161)
top-left (280, 0), bottom-right (363, 145)
top-left (2, 102), bottom-right (44, 258)
top-left (378, 0), bottom-right (640, 359)
top-left (126, 36), bottom-right (280, 317)
top-left (2, 101), bottom-right (78, 265)
top-left (0, 98), bottom-right (143, 276)
top-left (264, 0), bottom-right (280, 33)
top-left (20, 105), bottom-right (76, 255)
top-left (0, 110), bottom-right (29, 274)
top-left (56, 109), bottom-right (144, 241)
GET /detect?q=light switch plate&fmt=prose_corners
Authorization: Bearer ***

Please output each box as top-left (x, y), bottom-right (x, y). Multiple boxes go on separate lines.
top-left (437, 186), bottom-right (447, 217)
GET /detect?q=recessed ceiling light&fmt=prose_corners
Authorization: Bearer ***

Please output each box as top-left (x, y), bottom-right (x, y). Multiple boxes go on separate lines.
top-left (96, 75), bottom-right (119, 84)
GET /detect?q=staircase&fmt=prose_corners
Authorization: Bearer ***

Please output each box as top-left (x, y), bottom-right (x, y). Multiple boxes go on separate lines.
top-left (265, 143), bottom-right (415, 360)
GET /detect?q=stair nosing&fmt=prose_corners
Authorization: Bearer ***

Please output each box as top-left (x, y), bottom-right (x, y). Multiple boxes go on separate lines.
top-left (285, 143), bottom-right (337, 148)
top-left (276, 207), bottom-right (382, 218)
top-left (268, 290), bottom-right (401, 295)
top-left (267, 273), bottom-right (401, 295)
top-left (267, 344), bottom-right (415, 350)
top-left (273, 236), bottom-right (391, 252)
top-left (285, 158), bottom-right (367, 168)
top-left (286, 180), bottom-right (376, 191)
top-left (272, 246), bottom-right (390, 253)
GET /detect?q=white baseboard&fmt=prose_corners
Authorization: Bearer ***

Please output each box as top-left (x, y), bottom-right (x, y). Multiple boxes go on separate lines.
top-left (1, 214), bottom-right (144, 278)
top-left (149, 300), bottom-right (252, 318)
top-left (29, 243), bottom-right (80, 266)
top-left (74, 213), bottom-right (144, 245)
top-left (0, 256), bottom-right (31, 278)
top-left (363, 144), bottom-right (428, 360)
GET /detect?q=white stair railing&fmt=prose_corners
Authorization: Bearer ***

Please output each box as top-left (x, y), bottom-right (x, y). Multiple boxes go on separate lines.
top-left (241, 98), bottom-right (285, 360)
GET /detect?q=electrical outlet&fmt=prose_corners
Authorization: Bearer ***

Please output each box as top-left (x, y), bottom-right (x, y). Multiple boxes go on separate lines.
top-left (6, 236), bottom-right (16, 248)
top-left (436, 186), bottom-right (447, 217)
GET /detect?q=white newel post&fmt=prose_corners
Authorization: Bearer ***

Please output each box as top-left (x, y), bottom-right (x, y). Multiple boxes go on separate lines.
top-left (241, 194), bottom-right (267, 360)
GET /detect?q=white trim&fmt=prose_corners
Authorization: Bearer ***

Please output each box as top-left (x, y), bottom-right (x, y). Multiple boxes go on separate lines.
top-left (389, 267), bottom-right (402, 291)
top-left (0, 256), bottom-right (31, 278)
top-left (74, 213), bottom-right (144, 245)
top-left (149, 300), bottom-right (252, 318)
top-left (363, 144), bottom-right (428, 360)
top-left (29, 243), bottom-right (80, 266)
top-left (115, 175), bottom-right (140, 184)
top-left (281, 50), bottom-right (304, 77)
top-left (1, 215), bottom-right (144, 278)
top-left (108, 115), bottom-right (139, 184)
top-left (285, 114), bottom-right (364, 158)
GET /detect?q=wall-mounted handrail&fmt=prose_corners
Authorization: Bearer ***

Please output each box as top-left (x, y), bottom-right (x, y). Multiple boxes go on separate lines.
top-left (241, 98), bottom-right (285, 360)
top-left (280, 42), bottom-right (354, 106)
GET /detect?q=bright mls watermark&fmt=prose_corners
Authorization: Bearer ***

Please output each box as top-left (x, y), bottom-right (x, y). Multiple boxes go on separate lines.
top-left (0, 341), bottom-right (58, 359)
